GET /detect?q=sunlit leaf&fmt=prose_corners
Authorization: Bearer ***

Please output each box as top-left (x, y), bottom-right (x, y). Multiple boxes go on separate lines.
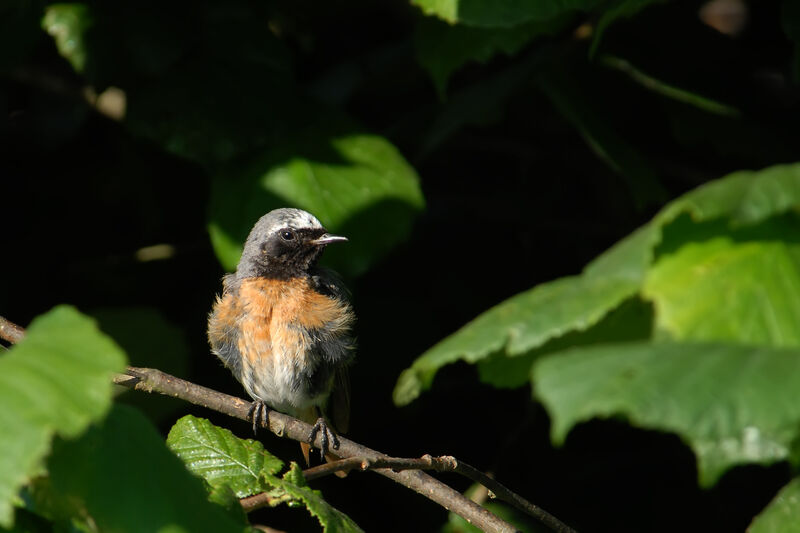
top-left (749, 477), bottom-right (800, 533)
top-left (168, 416), bottom-right (362, 532)
top-left (167, 415), bottom-right (283, 498)
top-left (644, 236), bottom-right (800, 346)
top-left (395, 163), bottom-right (800, 405)
top-left (394, 275), bottom-right (638, 405)
top-left (533, 342), bottom-right (800, 486)
top-left (0, 306), bottom-right (126, 528)
top-left (209, 127), bottom-right (424, 278)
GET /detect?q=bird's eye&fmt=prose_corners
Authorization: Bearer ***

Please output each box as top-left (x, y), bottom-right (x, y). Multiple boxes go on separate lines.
top-left (280, 230), bottom-right (295, 241)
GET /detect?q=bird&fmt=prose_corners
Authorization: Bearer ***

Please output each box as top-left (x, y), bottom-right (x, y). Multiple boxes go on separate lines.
top-left (207, 208), bottom-right (355, 463)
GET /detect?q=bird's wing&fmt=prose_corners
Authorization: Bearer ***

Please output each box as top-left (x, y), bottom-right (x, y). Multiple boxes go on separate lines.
top-left (329, 367), bottom-right (351, 434)
top-left (207, 275), bottom-right (244, 377)
top-left (310, 267), bottom-right (352, 302)
top-left (311, 267), bottom-right (353, 434)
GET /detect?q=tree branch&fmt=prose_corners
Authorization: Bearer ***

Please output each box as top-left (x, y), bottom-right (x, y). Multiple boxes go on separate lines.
top-left (0, 315), bottom-right (25, 344)
top-left (113, 368), bottom-right (527, 533)
top-left (2, 315), bottom-right (576, 533)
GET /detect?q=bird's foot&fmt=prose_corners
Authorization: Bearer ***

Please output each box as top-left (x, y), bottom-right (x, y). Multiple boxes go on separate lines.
top-left (247, 400), bottom-right (269, 434)
top-left (308, 417), bottom-right (340, 461)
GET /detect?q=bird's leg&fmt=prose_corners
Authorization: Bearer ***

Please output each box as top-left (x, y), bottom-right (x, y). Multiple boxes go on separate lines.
top-left (308, 408), bottom-right (340, 460)
top-left (247, 399), bottom-right (270, 434)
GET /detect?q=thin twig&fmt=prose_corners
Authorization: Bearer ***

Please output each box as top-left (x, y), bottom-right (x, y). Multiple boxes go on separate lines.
top-left (0, 316), bottom-right (25, 344)
top-left (240, 492), bottom-right (281, 512)
top-left (302, 454), bottom-right (457, 481)
top-left (300, 454), bottom-right (575, 533)
top-left (2, 315), bottom-right (577, 533)
top-left (111, 368), bottom-right (519, 533)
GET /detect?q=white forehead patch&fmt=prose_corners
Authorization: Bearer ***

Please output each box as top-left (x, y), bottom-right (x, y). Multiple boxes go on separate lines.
top-left (281, 208), bottom-right (322, 229)
top-left (259, 208), bottom-right (324, 235)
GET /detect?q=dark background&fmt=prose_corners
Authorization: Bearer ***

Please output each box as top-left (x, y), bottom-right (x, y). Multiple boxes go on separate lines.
top-left (2, 0), bottom-right (798, 531)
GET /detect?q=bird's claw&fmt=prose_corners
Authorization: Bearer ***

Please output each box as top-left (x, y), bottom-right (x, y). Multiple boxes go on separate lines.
top-left (247, 400), bottom-right (269, 434)
top-left (308, 417), bottom-right (339, 461)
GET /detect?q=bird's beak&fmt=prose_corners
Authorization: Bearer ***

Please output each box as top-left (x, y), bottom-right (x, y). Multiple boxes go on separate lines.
top-left (310, 233), bottom-right (348, 246)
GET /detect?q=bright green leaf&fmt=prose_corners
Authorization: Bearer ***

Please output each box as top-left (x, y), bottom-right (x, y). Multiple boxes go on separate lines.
top-left (0, 306), bottom-right (126, 528)
top-left (266, 463), bottom-right (363, 533)
top-left (477, 296), bottom-right (654, 389)
top-left (49, 405), bottom-right (244, 532)
top-left (396, 163), bottom-right (800, 404)
top-left (749, 477), bottom-right (800, 533)
top-left (167, 415), bottom-right (283, 498)
top-left (587, 162), bottom-right (800, 276)
top-left (168, 417), bottom-right (362, 532)
top-left (41, 4), bottom-right (90, 72)
top-left (393, 275), bottom-right (639, 405)
top-left (644, 237), bottom-right (800, 346)
top-left (209, 128), bottom-right (425, 277)
top-left (533, 342), bottom-right (800, 486)
top-left (654, 164), bottom-right (800, 228)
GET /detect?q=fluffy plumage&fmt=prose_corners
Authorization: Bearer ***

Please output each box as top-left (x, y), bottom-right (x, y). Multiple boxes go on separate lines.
top-left (208, 208), bottom-right (355, 459)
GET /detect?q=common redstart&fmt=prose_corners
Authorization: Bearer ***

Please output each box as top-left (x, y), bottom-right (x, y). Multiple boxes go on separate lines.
top-left (207, 208), bottom-right (355, 462)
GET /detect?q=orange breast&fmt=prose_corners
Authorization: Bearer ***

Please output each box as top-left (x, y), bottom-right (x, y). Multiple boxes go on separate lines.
top-left (237, 277), bottom-right (350, 366)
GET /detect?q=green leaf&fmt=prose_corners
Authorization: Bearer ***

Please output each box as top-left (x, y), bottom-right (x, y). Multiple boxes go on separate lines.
top-left (167, 417), bottom-right (362, 532)
top-left (167, 415), bottom-right (283, 498)
top-left (587, 162), bottom-right (800, 278)
top-left (654, 164), bottom-right (800, 227)
top-left (477, 297), bottom-right (654, 389)
top-left (16, 476), bottom-right (90, 532)
top-left (749, 477), bottom-right (800, 533)
top-left (209, 126), bottom-right (425, 277)
top-left (266, 464), bottom-right (363, 533)
top-left (393, 275), bottom-right (639, 405)
top-left (532, 342), bottom-right (800, 486)
top-left (0, 306), bottom-right (126, 528)
top-left (411, 0), bottom-right (606, 27)
top-left (599, 55), bottom-right (740, 117)
top-left (48, 405), bottom-right (244, 532)
top-left (415, 16), bottom-right (567, 97)
top-left (41, 4), bottom-right (90, 73)
top-left (644, 235), bottom-right (800, 346)
top-left (395, 162), bottom-right (800, 405)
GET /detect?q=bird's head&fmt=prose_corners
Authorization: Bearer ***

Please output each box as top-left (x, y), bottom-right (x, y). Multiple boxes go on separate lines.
top-left (236, 208), bottom-right (347, 279)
